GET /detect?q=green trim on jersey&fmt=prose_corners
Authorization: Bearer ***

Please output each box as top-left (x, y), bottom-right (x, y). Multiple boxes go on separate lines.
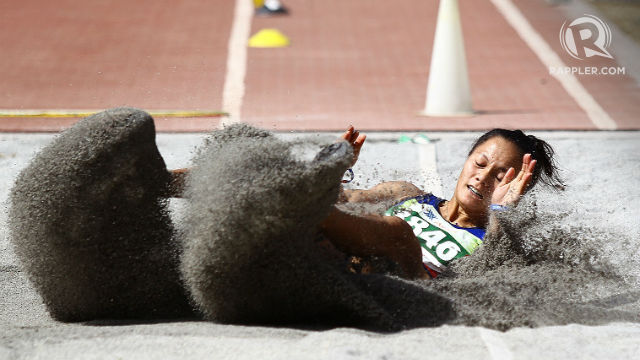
top-left (385, 198), bottom-right (483, 273)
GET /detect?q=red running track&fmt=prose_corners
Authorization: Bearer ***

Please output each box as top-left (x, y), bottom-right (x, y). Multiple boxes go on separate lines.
top-left (1, 0), bottom-right (639, 132)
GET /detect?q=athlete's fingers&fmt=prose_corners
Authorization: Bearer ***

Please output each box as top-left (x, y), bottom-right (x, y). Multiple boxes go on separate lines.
top-left (342, 125), bottom-right (355, 142)
top-left (517, 159), bottom-right (535, 184)
top-left (527, 159), bottom-right (537, 174)
top-left (351, 130), bottom-right (360, 144)
top-left (523, 172), bottom-right (533, 187)
top-left (512, 160), bottom-right (536, 195)
top-left (350, 133), bottom-right (366, 166)
top-left (516, 154), bottom-right (530, 181)
top-left (516, 172), bottom-right (533, 195)
top-left (501, 167), bottom-right (516, 186)
top-left (523, 160), bottom-right (536, 189)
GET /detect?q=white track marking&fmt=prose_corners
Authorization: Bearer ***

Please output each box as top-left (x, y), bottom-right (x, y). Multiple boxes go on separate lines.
top-left (418, 142), bottom-right (443, 197)
top-left (491, 0), bottom-right (617, 130)
top-left (221, 0), bottom-right (253, 127)
top-left (478, 328), bottom-right (515, 360)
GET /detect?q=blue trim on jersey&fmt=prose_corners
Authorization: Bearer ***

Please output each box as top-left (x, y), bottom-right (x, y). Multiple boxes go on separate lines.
top-left (411, 194), bottom-right (486, 239)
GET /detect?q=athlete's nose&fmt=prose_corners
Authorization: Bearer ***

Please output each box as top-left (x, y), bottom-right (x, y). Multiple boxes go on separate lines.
top-left (474, 168), bottom-right (490, 187)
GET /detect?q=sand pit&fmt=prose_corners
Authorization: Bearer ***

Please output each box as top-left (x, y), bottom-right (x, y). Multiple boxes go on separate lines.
top-left (1, 119), bottom-right (639, 358)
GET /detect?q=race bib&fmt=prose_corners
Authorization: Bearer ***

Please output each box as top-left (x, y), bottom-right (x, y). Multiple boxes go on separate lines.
top-left (385, 198), bottom-right (483, 274)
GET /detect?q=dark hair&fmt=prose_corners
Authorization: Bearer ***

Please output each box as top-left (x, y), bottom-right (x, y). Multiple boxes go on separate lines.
top-left (468, 129), bottom-right (564, 190)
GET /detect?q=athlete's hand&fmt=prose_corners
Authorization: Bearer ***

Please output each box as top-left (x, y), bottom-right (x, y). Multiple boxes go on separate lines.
top-left (341, 125), bottom-right (366, 167)
top-left (490, 153), bottom-right (536, 207)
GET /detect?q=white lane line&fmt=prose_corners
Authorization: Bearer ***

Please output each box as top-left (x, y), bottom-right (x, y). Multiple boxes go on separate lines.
top-left (477, 327), bottom-right (515, 360)
top-left (221, 0), bottom-right (253, 127)
top-left (490, 0), bottom-right (618, 130)
top-left (418, 142), bottom-right (443, 197)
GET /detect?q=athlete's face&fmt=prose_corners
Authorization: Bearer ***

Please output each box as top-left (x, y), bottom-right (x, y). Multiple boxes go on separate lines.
top-left (454, 137), bottom-right (523, 215)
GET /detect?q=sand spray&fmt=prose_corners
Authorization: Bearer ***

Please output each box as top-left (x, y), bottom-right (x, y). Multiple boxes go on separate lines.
top-left (8, 110), bottom-right (638, 330)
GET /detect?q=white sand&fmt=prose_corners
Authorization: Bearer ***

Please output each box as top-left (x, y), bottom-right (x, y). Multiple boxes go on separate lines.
top-left (1, 131), bottom-right (639, 359)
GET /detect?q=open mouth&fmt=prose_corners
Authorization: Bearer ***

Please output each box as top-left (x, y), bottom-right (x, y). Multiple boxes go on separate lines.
top-left (467, 185), bottom-right (483, 199)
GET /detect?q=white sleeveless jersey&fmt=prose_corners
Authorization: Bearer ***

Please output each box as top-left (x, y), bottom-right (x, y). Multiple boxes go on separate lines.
top-left (385, 194), bottom-right (485, 278)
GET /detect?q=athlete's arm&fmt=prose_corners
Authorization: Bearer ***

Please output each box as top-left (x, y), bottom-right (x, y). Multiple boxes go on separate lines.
top-left (320, 206), bottom-right (429, 279)
top-left (339, 181), bottom-right (425, 204)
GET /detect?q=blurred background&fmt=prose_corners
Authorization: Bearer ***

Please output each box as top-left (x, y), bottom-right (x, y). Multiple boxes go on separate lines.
top-left (0, 0), bottom-right (638, 132)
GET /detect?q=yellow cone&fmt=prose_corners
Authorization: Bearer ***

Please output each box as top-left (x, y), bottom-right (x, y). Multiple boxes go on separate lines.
top-left (248, 28), bottom-right (290, 48)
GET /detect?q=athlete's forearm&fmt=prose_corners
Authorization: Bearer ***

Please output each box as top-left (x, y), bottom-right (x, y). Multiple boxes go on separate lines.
top-left (320, 207), bottom-right (427, 279)
top-left (339, 181), bottom-right (425, 204)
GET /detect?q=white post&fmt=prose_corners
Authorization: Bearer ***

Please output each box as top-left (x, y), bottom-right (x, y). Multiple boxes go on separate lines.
top-left (422, 0), bottom-right (473, 116)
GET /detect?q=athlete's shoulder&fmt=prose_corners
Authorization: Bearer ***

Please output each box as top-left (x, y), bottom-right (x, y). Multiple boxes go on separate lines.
top-left (415, 193), bottom-right (444, 207)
